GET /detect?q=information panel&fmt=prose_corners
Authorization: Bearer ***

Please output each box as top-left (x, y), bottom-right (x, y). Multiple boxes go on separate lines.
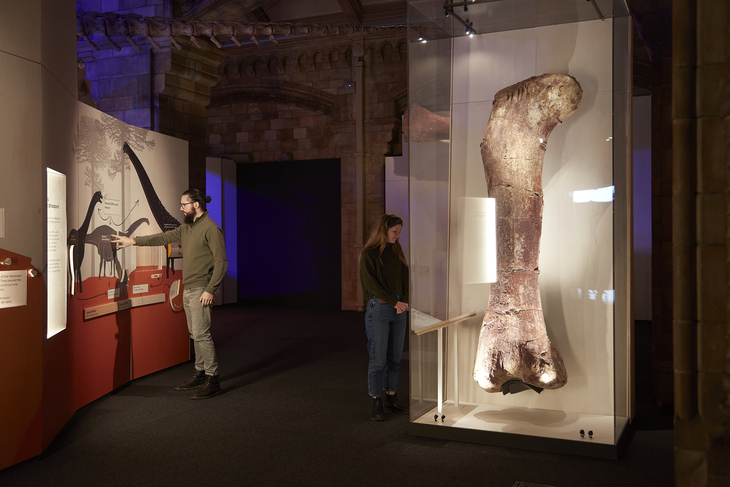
top-left (47, 168), bottom-right (67, 338)
top-left (0, 270), bottom-right (27, 309)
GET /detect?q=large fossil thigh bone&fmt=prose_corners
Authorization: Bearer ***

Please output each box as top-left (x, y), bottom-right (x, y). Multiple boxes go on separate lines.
top-left (473, 73), bottom-right (582, 393)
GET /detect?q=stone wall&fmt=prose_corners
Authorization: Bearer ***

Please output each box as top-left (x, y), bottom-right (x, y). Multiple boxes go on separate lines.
top-left (207, 32), bottom-right (407, 310)
top-left (76, 0), bottom-right (222, 191)
top-left (672, 0), bottom-right (730, 485)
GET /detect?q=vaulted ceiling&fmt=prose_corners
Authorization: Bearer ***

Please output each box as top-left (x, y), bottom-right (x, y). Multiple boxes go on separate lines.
top-left (177, 0), bottom-right (407, 26)
top-left (170, 0), bottom-right (663, 95)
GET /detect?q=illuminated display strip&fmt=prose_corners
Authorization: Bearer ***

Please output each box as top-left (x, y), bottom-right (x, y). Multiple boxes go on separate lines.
top-left (47, 168), bottom-right (67, 338)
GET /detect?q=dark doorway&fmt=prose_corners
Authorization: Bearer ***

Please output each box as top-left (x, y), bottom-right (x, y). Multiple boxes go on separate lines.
top-left (237, 159), bottom-right (341, 309)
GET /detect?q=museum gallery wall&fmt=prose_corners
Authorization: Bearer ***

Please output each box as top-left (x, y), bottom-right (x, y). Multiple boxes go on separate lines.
top-left (408, 15), bottom-right (630, 450)
top-left (0, 0), bottom-right (76, 470)
top-left (0, 0), bottom-right (191, 463)
top-left (70, 103), bottom-right (190, 402)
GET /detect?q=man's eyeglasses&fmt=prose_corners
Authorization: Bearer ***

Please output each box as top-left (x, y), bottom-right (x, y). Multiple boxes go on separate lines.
top-left (180, 202), bottom-right (194, 209)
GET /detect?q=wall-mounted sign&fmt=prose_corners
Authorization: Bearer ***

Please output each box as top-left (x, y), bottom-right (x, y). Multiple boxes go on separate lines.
top-left (133, 284), bottom-right (149, 294)
top-left (83, 293), bottom-right (164, 320)
top-left (0, 270), bottom-right (27, 309)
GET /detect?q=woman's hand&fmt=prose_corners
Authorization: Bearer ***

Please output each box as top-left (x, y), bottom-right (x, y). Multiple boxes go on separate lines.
top-left (395, 301), bottom-right (409, 314)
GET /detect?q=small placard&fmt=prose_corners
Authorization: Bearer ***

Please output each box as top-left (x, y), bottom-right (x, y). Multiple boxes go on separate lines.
top-left (83, 294), bottom-right (163, 320)
top-left (102, 198), bottom-right (121, 217)
top-left (0, 270), bottom-right (27, 309)
top-left (83, 302), bottom-right (118, 320)
top-left (84, 307), bottom-right (100, 320)
top-left (132, 284), bottom-right (149, 294)
top-left (107, 288), bottom-right (120, 299)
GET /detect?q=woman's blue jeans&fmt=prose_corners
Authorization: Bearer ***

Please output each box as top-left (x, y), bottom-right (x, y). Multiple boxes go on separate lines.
top-left (365, 297), bottom-right (407, 397)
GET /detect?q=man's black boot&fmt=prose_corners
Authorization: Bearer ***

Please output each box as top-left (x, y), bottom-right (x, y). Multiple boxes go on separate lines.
top-left (191, 375), bottom-right (222, 400)
top-left (173, 369), bottom-right (206, 391)
top-left (371, 396), bottom-right (385, 421)
top-left (383, 393), bottom-right (410, 414)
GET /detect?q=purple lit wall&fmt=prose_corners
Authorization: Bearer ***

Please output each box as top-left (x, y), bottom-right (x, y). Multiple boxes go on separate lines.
top-left (207, 157), bottom-right (238, 304)
top-left (633, 95), bottom-right (652, 321)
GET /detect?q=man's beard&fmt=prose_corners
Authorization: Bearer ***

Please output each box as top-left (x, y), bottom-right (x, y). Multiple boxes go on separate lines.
top-left (184, 213), bottom-right (195, 224)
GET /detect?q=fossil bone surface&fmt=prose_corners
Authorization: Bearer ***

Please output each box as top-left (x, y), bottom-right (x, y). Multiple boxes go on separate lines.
top-left (473, 73), bottom-right (582, 394)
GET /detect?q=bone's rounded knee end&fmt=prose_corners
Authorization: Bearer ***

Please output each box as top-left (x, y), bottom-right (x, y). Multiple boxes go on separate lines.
top-left (474, 371), bottom-right (491, 390)
top-left (474, 371), bottom-right (500, 392)
top-left (539, 371), bottom-right (556, 384)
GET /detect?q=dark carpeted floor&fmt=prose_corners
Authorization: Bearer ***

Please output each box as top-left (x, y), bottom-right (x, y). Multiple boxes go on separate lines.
top-left (0, 305), bottom-right (673, 486)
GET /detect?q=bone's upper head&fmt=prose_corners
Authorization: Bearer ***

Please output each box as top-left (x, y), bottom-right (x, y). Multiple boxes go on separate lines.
top-left (491, 73), bottom-right (583, 130)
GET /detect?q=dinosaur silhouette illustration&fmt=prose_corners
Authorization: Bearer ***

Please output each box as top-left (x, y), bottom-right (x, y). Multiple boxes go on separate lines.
top-left (123, 142), bottom-right (183, 273)
top-left (122, 142), bottom-right (181, 232)
top-left (86, 217), bottom-right (150, 278)
top-left (68, 191), bottom-right (103, 295)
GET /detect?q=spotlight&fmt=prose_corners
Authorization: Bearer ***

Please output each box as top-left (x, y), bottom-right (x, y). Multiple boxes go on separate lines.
top-left (465, 28), bottom-right (471, 35)
top-left (445, 9), bottom-right (450, 17)
top-left (464, 5), bottom-right (468, 12)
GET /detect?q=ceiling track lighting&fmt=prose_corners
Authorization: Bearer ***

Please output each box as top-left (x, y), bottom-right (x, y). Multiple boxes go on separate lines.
top-left (443, 1), bottom-right (478, 37)
top-left (444, 0), bottom-right (604, 21)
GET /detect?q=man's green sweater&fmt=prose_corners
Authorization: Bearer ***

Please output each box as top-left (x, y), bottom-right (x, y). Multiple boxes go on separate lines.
top-left (360, 243), bottom-right (409, 307)
top-left (135, 210), bottom-right (227, 295)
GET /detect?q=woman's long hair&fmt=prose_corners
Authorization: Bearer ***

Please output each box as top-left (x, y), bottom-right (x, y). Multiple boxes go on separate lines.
top-left (361, 214), bottom-right (407, 266)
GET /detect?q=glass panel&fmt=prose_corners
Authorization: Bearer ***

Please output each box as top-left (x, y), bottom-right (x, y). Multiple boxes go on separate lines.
top-left (612, 14), bottom-right (632, 445)
top-left (442, 18), bottom-right (617, 438)
top-left (408, 0), bottom-right (453, 420)
top-left (408, 0), bottom-right (632, 454)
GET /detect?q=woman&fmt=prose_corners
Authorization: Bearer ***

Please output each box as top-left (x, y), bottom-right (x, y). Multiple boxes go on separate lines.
top-left (360, 214), bottom-right (410, 421)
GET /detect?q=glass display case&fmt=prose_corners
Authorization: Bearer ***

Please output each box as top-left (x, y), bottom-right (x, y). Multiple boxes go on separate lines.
top-left (407, 0), bottom-right (632, 458)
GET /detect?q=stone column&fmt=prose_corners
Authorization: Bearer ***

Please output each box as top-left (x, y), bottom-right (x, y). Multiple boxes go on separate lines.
top-left (153, 37), bottom-right (224, 191)
top-left (353, 36), bottom-right (367, 311)
top-left (673, 0), bottom-right (730, 485)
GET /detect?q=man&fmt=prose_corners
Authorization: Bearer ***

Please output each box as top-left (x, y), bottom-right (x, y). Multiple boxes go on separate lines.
top-left (112, 188), bottom-right (227, 399)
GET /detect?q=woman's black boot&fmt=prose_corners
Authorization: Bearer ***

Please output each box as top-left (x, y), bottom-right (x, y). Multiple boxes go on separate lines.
top-left (371, 396), bottom-right (385, 421)
top-left (383, 393), bottom-right (410, 414)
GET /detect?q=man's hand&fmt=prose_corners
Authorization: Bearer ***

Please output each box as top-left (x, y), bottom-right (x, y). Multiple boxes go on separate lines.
top-left (111, 235), bottom-right (136, 249)
top-left (200, 291), bottom-right (215, 306)
top-left (395, 301), bottom-right (409, 314)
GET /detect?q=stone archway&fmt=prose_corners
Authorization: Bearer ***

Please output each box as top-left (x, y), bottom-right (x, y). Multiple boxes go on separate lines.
top-left (208, 33), bottom-right (406, 310)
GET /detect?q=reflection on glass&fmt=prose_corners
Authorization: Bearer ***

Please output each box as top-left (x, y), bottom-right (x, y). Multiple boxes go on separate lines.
top-left (462, 197), bottom-right (496, 284)
top-left (572, 185), bottom-right (615, 203)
